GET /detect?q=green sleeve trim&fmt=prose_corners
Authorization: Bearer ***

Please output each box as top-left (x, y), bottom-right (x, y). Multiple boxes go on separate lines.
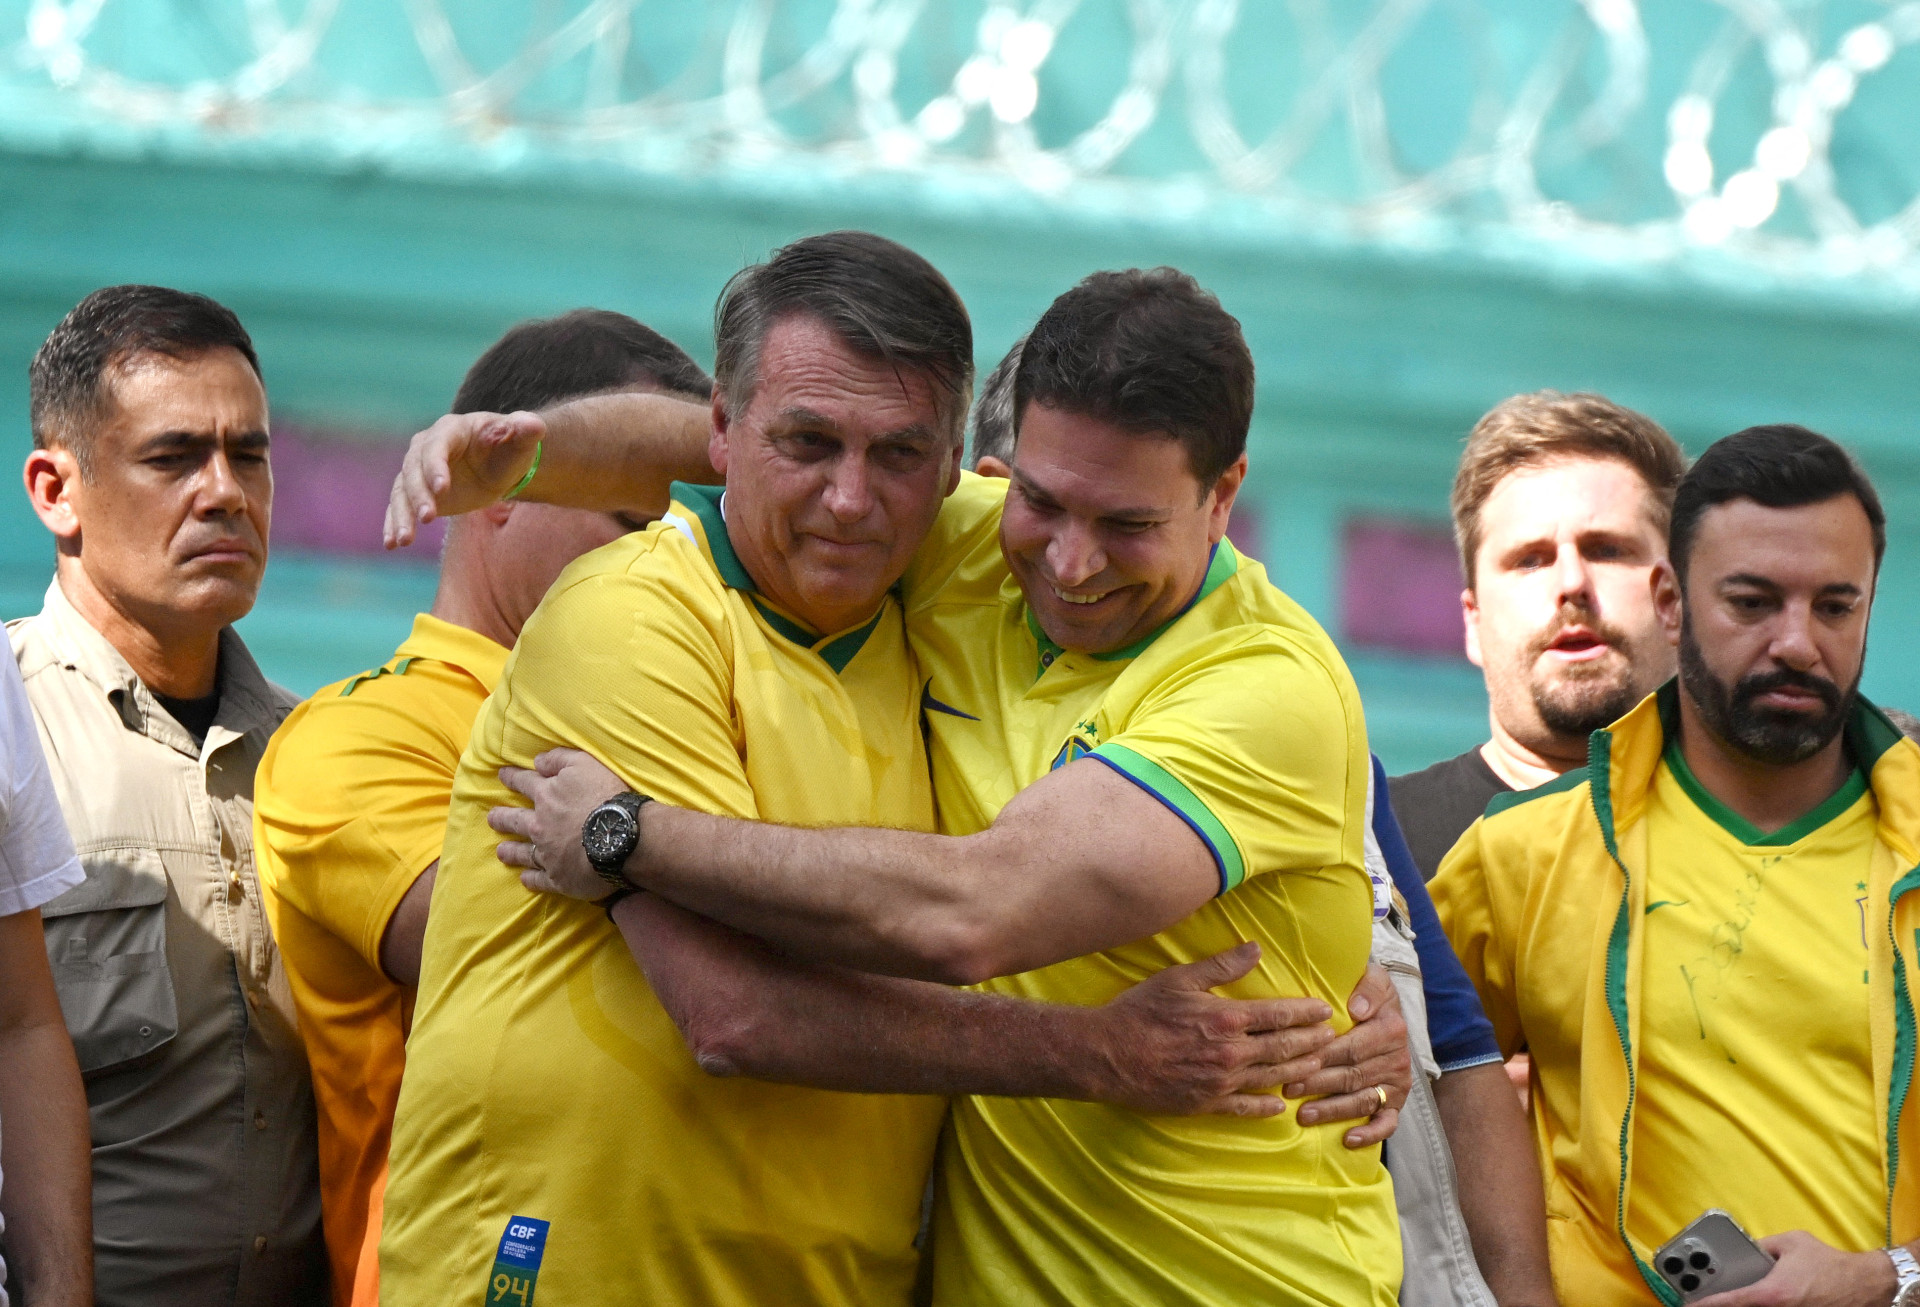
top-left (1088, 741), bottom-right (1246, 894)
top-left (338, 657), bottom-right (416, 697)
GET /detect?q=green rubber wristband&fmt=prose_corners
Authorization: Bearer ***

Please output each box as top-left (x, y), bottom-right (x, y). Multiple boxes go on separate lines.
top-left (503, 440), bottom-right (543, 500)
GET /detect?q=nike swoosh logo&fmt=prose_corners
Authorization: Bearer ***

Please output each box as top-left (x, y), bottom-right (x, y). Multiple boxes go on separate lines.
top-left (919, 680), bottom-right (979, 721)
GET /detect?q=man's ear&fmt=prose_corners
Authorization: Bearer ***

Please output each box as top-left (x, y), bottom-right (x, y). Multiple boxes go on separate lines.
top-left (1652, 560), bottom-right (1683, 648)
top-left (1461, 588), bottom-right (1484, 669)
top-left (975, 455), bottom-right (1012, 481)
top-left (1207, 454), bottom-right (1249, 543)
top-left (23, 447), bottom-right (83, 546)
top-left (708, 389), bottom-right (732, 476)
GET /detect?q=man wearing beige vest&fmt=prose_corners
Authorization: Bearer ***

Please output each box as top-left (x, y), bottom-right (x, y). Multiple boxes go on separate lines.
top-left (12, 285), bottom-right (323, 1304)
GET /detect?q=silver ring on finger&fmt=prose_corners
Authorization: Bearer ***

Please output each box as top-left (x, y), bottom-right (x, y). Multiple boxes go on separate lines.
top-left (527, 843), bottom-right (544, 872)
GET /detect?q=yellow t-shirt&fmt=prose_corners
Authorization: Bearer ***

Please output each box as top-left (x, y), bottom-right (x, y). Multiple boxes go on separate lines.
top-left (380, 485), bottom-right (947, 1307)
top-left (904, 473), bottom-right (1401, 1306)
top-left (1627, 747), bottom-right (1880, 1272)
top-left (254, 613), bottom-right (507, 1307)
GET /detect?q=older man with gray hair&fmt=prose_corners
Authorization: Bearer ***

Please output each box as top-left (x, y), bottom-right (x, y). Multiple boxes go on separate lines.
top-left (380, 232), bottom-right (1401, 1306)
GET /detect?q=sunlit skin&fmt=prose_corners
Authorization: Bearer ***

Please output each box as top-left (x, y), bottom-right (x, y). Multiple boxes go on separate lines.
top-left (710, 314), bottom-right (962, 634)
top-left (1464, 457), bottom-right (1675, 789)
top-left (22, 348), bottom-right (271, 699)
top-left (1653, 495), bottom-right (1876, 835)
top-left (1002, 403), bottom-right (1245, 655)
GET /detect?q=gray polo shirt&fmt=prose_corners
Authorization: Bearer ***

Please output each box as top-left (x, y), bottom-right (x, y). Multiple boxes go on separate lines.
top-left (10, 580), bottom-right (324, 1306)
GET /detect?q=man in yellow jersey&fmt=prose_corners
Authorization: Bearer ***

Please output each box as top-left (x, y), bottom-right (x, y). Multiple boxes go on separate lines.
top-left (252, 310), bottom-right (716, 1306)
top-left (382, 235), bottom-right (1404, 1307)
top-left (1430, 424), bottom-right (1920, 1307)
top-left (498, 269), bottom-right (1403, 1304)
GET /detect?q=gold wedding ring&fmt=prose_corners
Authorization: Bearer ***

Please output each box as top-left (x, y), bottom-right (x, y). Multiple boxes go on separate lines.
top-left (1372, 1085), bottom-right (1389, 1112)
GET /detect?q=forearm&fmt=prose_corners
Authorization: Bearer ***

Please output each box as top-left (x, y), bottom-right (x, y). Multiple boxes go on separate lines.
top-left (522, 393), bottom-right (717, 512)
top-left (0, 1022), bottom-right (93, 1307)
top-left (1432, 1061), bottom-right (1558, 1306)
top-left (632, 805), bottom-right (988, 982)
top-left (617, 893), bottom-right (1097, 1097)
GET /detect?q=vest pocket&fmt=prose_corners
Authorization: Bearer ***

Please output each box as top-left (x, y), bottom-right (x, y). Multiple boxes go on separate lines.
top-left (41, 847), bottom-right (178, 1076)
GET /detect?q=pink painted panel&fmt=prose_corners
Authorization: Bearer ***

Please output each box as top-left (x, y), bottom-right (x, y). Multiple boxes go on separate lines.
top-left (270, 425), bottom-right (446, 556)
top-left (1341, 517), bottom-right (1465, 657)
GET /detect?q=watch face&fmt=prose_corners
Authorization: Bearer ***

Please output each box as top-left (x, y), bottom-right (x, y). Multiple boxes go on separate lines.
top-left (583, 804), bottom-right (636, 868)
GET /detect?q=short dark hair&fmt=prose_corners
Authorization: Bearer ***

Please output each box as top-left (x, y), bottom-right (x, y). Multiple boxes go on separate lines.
top-left (453, 309), bottom-right (712, 415)
top-left (968, 335), bottom-right (1025, 469)
top-left (712, 231), bottom-right (973, 442)
top-left (30, 284), bottom-right (261, 475)
top-left (1013, 268), bottom-right (1252, 488)
top-left (1670, 424), bottom-right (1886, 586)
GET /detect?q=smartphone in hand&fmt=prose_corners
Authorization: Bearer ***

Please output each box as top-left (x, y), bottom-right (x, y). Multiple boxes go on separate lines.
top-left (1654, 1210), bottom-right (1775, 1301)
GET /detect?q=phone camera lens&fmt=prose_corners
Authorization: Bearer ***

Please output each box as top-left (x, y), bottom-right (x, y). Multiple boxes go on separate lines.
top-left (1680, 1273), bottom-right (1701, 1292)
top-left (1689, 1251), bottom-right (1712, 1270)
top-left (1662, 1256), bottom-right (1684, 1274)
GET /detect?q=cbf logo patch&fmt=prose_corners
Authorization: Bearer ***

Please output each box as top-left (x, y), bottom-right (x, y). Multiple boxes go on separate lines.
top-left (485, 1216), bottom-right (549, 1305)
top-left (1051, 735), bottom-right (1096, 771)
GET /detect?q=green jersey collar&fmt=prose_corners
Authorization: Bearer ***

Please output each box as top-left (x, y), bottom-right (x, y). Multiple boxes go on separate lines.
top-left (672, 482), bottom-right (754, 591)
top-left (1663, 736), bottom-right (1868, 846)
top-left (671, 480), bottom-right (889, 673)
top-left (1025, 540), bottom-right (1240, 676)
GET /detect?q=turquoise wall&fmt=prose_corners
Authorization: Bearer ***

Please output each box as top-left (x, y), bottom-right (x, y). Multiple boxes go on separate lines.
top-left (4, 1), bottom-right (1920, 770)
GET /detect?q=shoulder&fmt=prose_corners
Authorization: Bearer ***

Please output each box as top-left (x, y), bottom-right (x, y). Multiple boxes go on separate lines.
top-left (1458, 766), bottom-right (1596, 871)
top-left (7, 613), bottom-right (62, 683)
top-left (1481, 764), bottom-right (1591, 822)
top-left (530, 519), bottom-right (733, 643)
top-left (504, 522), bottom-right (740, 707)
top-left (903, 471), bottom-right (1007, 610)
top-left (267, 659), bottom-right (476, 773)
top-left (1156, 567), bottom-right (1357, 714)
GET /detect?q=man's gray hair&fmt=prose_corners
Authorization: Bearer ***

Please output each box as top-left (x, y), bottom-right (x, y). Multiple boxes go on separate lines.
top-left (968, 335), bottom-right (1025, 469)
top-left (712, 231), bottom-right (974, 444)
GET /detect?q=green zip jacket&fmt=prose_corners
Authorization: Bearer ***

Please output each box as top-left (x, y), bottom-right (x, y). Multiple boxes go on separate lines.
top-left (1430, 684), bottom-right (1920, 1306)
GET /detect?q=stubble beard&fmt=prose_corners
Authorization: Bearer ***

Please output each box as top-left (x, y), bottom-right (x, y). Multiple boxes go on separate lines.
top-left (1531, 657), bottom-right (1644, 739)
top-left (1521, 606), bottom-right (1646, 740)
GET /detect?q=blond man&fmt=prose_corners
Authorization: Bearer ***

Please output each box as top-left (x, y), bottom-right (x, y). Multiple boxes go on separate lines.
top-left (1390, 391), bottom-right (1686, 879)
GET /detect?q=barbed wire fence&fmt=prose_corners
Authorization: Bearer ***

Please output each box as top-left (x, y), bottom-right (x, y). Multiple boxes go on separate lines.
top-left (8, 0), bottom-right (1920, 280)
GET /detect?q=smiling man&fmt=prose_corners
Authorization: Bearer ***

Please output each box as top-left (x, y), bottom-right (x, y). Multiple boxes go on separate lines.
top-left (1433, 425), bottom-right (1920, 1307)
top-left (13, 286), bottom-right (322, 1304)
top-left (496, 268), bottom-right (1405, 1304)
top-left (1390, 392), bottom-right (1685, 880)
top-left (378, 238), bottom-right (1387, 1307)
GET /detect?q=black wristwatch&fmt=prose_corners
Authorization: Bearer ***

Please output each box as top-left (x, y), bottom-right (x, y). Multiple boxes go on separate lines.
top-left (581, 791), bottom-right (653, 891)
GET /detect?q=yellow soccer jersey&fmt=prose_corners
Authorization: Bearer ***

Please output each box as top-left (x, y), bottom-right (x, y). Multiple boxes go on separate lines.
top-left (254, 613), bottom-right (508, 1307)
top-left (381, 484), bottom-right (946, 1307)
top-left (903, 473), bottom-right (1401, 1306)
top-left (1628, 746), bottom-right (1881, 1273)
